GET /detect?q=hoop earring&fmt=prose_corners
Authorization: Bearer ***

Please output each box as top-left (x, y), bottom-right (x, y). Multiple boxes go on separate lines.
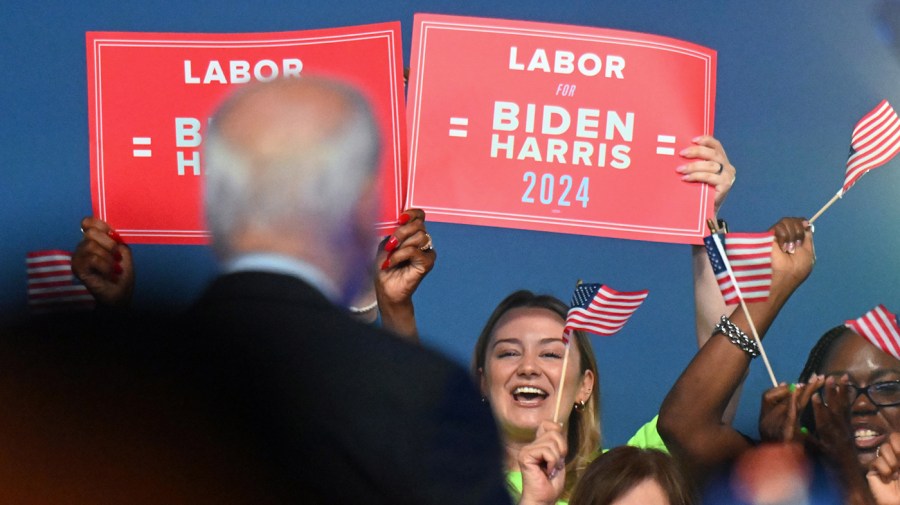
top-left (573, 400), bottom-right (586, 412)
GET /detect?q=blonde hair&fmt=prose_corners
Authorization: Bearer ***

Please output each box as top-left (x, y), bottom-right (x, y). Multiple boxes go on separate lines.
top-left (471, 290), bottom-right (601, 498)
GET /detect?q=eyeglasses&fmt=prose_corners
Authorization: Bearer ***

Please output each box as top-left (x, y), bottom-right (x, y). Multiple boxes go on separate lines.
top-left (819, 380), bottom-right (900, 408)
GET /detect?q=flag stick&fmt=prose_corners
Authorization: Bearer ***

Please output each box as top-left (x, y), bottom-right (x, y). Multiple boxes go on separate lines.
top-left (552, 331), bottom-right (572, 424)
top-left (708, 228), bottom-right (779, 388)
top-left (736, 298), bottom-right (778, 388)
top-left (808, 190), bottom-right (842, 225)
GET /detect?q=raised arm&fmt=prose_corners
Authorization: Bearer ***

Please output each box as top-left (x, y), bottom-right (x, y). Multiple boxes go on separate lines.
top-left (682, 136), bottom-right (741, 421)
top-left (373, 208), bottom-right (435, 341)
top-left (679, 135), bottom-right (738, 347)
top-left (658, 217), bottom-right (815, 486)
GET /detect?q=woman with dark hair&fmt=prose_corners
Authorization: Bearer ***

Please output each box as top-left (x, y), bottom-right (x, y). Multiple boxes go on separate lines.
top-left (662, 314), bottom-right (900, 478)
top-left (657, 217), bottom-right (900, 503)
top-left (569, 446), bottom-right (692, 505)
top-left (796, 324), bottom-right (900, 483)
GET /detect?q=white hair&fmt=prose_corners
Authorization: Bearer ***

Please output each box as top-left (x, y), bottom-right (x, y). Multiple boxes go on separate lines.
top-left (203, 79), bottom-right (381, 258)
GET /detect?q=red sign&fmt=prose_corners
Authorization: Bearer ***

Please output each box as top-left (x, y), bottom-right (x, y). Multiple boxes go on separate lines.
top-left (87, 23), bottom-right (406, 244)
top-left (407, 14), bottom-right (716, 245)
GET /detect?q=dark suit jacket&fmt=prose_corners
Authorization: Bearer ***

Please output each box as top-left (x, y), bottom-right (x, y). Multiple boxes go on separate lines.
top-left (185, 271), bottom-right (512, 504)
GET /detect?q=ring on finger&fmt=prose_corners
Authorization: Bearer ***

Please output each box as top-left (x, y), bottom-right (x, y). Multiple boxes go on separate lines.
top-left (419, 233), bottom-right (434, 252)
top-left (716, 162), bottom-right (724, 175)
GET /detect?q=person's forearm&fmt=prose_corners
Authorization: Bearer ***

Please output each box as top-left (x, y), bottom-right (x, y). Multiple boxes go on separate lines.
top-left (692, 244), bottom-right (732, 347)
top-left (659, 279), bottom-right (797, 482)
top-left (379, 300), bottom-right (420, 342)
top-left (692, 244), bottom-right (743, 423)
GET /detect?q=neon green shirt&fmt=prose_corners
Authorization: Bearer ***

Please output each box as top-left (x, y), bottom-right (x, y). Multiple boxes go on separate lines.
top-left (505, 416), bottom-right (667, 505)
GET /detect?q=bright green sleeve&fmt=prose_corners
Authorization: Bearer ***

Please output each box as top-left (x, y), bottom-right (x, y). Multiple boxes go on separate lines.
top-left (506, 471), bottom-right (523, 501)
top-left (506, 417), bottom-right (665, 504)
top-left (505, 471), bottom-right (569, 505)
top-left (623, 414), bottom-right (668, 453)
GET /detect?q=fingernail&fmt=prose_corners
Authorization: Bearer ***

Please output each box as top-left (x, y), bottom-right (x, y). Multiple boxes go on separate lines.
top-left (800, 427), bottom-right (809, 435)
top-left (398, 212), bottom-right (411, 225)
top-left (381, 258), bottom-right (391, 271)
top-left (679, 148), bottom-right (689, 156)
top-left (548, 461), bottom-right (564, 480)
top-left (781, 243), bottom-right (789, 253)
top-left (385, 236), bottom-right (399, 252)
top-left (789, 383), bottom-right (796, 393)
top-left (113, 250), bottom-right (123, 262)
top-left (680, 175), bottom-right (690, 181)
top-left (787, 242), bottom-right (796, 253)
top-left (113, 262), bottom-right (123, 275)
top-left (692, 135), bottom-right (702, 142)
top-left (109, 230), bottom-right (124, 244)
top-left (675, 165), bottom-right (686, 173)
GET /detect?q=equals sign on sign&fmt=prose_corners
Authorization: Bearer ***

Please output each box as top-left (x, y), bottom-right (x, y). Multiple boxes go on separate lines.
top-left (448, 117), bottom-right (468, 138)
top-left (132, 137), bottom-right (152, 158)
top-left (656, 135), bottom-right (676, 156)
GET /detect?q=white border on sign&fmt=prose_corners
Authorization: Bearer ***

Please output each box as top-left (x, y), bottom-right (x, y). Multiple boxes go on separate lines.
top-left (407, 19), bottom-right (714, 240)
top-left (91, 29), bottom-right (403, 240)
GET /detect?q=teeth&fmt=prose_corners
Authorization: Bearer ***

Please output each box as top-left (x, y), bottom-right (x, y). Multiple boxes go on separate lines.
top-left (855, 429), bottom-right (879, 439)
top-left (513, 386), bottom-right (548, 396)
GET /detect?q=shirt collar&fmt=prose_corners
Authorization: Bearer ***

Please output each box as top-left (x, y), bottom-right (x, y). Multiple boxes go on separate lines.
top-left (223, 253), bottom-right (342, 304)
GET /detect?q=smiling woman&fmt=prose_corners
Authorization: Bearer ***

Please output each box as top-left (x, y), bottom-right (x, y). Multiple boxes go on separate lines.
top-left (480, 303), bottom-right (595, 439)
top-left (798, 325), bottom-right (900, 472)
top-left (471, 290), bottom-right (665, 504)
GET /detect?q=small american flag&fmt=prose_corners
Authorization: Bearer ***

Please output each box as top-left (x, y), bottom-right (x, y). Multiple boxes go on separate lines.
top-left (845, 305), bottom-right (900, 360)
top-left (704, 232), bottom-right (773, 305)
top-left (27, 250), bottom-right (95, 314)
top-left (565, 283), bottom-right (648, 337)
top-left (842, 100), bottom-right (900, 195)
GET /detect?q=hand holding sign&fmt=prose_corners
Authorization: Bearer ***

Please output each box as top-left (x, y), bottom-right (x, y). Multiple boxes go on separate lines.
top-left (73, 216), bottom-right (134, 308)
top-left (678, 135), bottom-right (737, 215)
top-left (407, 14), bottom-right (718, 245)
top-left (87, 23), bottom-right (407, 244)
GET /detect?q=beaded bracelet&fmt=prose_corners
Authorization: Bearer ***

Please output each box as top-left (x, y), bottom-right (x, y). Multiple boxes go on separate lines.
top-left (714, 315), bottom-right (760, 358)
top-left (348, 300), bottom-right (378, 314)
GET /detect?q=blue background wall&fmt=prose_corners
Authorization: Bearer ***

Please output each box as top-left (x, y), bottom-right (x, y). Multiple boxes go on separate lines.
top-left (3, 1), bottom-right (899, 447)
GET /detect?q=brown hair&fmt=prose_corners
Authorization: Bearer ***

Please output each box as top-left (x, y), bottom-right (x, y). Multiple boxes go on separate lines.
top-left (569, 446), bottom-right (693, 505)
top-left (471, 290), bottom-right (601, 498)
